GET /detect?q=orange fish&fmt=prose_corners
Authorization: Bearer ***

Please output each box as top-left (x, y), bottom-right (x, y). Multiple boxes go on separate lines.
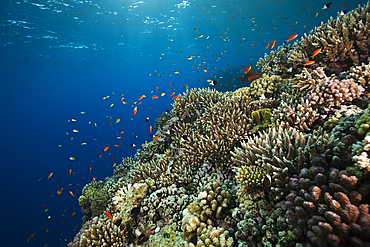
top-left (170, 92), bottom-right (175, 97)
top-left (269, 40), bottom-right (276, 50)
top-left (155, 86), bottom-right (158, 90)
top-left (92, 177), bottom-right (96, 183)
top-left (149, 125), bottom-right (152, 133)
top-left (99, 154), bottom-right (102, 158)
top-left (114, 144), bottom-right (119, 147)
top-left (117, 136), bottom-right (121, 139)
top-left (104, 146), bottom-right (109, 152)
top-left (133, 107), bottom-right (138, 116)
top-left (311, 48), bottom-right (322, 58)
top-left (70, 212), bottom-right (76, 218)
top-left (244, 66), bottom-right (251, 74)
top-left (151, 95), bottom-right (158, 99)
top-left (104, 212), bottom-right (114, 223)
top-left (47, 173), bottom-right (53, 179)
top-left (69, 169), bottom-right (72, 175)
top-left (120, 131), bottom-right (124, 134)
top-left (44, 243), bottom-right (49, 247)
top-left (339, 3), bottom-right (346, 7)
top-left (138, 95), bottom-right (146, 100)
top-left (153, 136), bottom-right (160, 141)
top-left (70, 137), bottom-right (74, 141)
top-left (89, 167), bottom-right (92, 172)
top-left (250, 44), bottom-right (255, 46)
top-left (31, 232), bottom-right (35, 238)
top-left (186, 85), bottom-right (188, 89)
top-left (169, 83), bottom-right (172, 85)
top-left (286, 34), bottom-right (298, 42)
top-left (27, 236), bottom-right (30, 243)
top-left (173, 96), bottom-right (179, 100)
top-left (304, 60), bottom-right (315, 66)
top-left (69, 191), bottom-right (76, 197)
top-left (265, 41), bottom-right (271, 49)
top-left (57, 188), bottom-right (63, 194)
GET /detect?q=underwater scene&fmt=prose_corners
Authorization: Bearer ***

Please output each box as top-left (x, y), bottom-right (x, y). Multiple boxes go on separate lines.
top-left (2, 0), bottom-right (370, 246)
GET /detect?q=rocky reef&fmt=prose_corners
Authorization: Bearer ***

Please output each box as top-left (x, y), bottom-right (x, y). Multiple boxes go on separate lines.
top-left (69, 3), bottom-right (370, 247)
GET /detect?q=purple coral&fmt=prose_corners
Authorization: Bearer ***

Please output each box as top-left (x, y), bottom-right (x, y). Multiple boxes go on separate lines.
top-left (283, 157), bottom-right (370, 246)
top-left (305, 79), bottom-right (365, 109)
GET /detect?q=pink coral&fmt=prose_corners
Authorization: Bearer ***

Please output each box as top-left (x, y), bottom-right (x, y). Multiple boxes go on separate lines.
top-left (305, 79), bottom-right (365, 110)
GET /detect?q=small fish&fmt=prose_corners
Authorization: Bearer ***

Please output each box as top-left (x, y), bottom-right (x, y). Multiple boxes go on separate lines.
top-left (71, 118), bottom-right (77, 122)
top-left (130, 143), bottom-right (136, 147)
top-left (160, 92), bottom-right (165, 96)
top-left (69, 169), bottom-right (72, 175)
top-left (151, 95), bottom-right (158, 99)
top-left (170, 92), bottom-right (175, 97)
top-left (339, 3), bottom-right (346, 7)
top-left (104, 212), bottom-right (114, 223)
top-left (146, 117), bottom-right (149, 122)
top-left (47, 215), bottom-right (52, 221)
top-left (315, 12), bottom-right (319, 17)
top-left (114, 144), bottom-right (119, 147)
top-left (209, 80), bottom-right (218, 85)
top-left (133, 107), bottom-right (138, 116)
top-left (322, 2), bottom-right (332, 9)
top-left (138, 95), bottom-right (147, 100)
top-left (72, 129), bottom-right (80, 133)
top-left (47, 173), bottom-right (53, 179)
top-left (114, 118), bottom-right (120, 124)
top-left (38, 177), bottom-right (43, 182)
top-left (149, 125), bottom-right (152, 133)
top-left (81, 111), bottom-right (86, 114)
top-left (112, 163), bottom-right (116, 168)
top-left (57, 188), bottom-right (63, 194)
top-left (104, 146), bottom-right (109, 152)
top-left (311, 48), bottom-right (322, 58)
top-left (286, 34), bottom-right (298, 42)
top-left (69, 191), bottom-right (76, 197)
top-left (81, 142), bottom-right (87, 146)
top-left (109, 103), bottom-right (114, 108)
top-left (92, 177), bottom-right (96, 183)
top-left (265, 41), bottom-right (271, 49)
top-left (58, 144), bottom-right (62, 147)
top-left (69, 157), bottom-right (76, 161)
top-left (304, 60), bottom-right (315, 66)
top-left (153, 136), bottom-right (160, 141)
top-left (244, 66), bottom-right (251, 74)
top-left (269, 40), bottom-right (276, 50)
top-left (173, 95), bottom-right (179, 99)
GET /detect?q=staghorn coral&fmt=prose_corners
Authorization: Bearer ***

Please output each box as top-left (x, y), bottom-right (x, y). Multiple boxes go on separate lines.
top-left (113, 156), bottom-right (136, 180)
top-left (348, 62), bottom-right (370, 94)
top-left (154, 111), bottom-right (172, 131)
top-left (305, 79), bottom-right (365, 111)
top-left (171, 88), bottom-right (224, 123)
top-left (292, 67), bottom-right (329, 93)
top-left (79, 180), bottom-right (109, 222)
top-left (271, 95), bottom-right (320, 132)
top-left (68, 215), bottom-right (127, 247)
top-left (231, 126), bottom-right (309, 201)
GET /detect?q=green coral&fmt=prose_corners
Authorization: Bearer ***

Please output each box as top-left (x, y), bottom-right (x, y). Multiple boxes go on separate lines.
top-left (356, 103), bottom-right (370, 136)
top-left (234, 165), bottom-right (266, 202)
top-left (144, 224), bottom-right (189, 247)
top-left (251, 108), bottom-right (272, 132)
top-left (79, 180), bottom-right (109, 222)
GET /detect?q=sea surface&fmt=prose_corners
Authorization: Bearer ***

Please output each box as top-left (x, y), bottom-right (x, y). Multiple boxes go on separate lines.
top-left (0, 0), bottom-right (363, 246)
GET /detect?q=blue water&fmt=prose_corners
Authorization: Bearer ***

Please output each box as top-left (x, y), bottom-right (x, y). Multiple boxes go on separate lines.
top-left (0, 0), bottom-right (364, 246)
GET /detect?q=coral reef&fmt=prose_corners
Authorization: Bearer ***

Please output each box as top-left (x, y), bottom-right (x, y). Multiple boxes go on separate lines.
top-left (69, 3), bottom-right (370, 247)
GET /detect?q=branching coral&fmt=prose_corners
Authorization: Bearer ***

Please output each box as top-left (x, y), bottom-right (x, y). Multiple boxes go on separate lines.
top-left (305, 79), bottom-right (365, 110)
top-left (292, 67), bottom-right (329, 93)
top-left (233, 74), bottom-right (282, 99)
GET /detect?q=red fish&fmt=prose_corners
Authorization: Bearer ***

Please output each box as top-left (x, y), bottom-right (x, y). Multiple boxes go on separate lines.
top-left (149, 125), bottom-right (152, 133)
top-left (304, 60), bottom-right (315, 66)
top-left (265, 41), bottom-right (271, 49)
top-left (133, 107), bottom-right (137, 116)
top-left (339, 3), bottom-right (346, 7)
top-left (170, 92), bottom-right (175, 97)
top-left (311, 48), bottom-right (322, 58)
top-left (104, 146), bottom-right (109, 152)
top-left (151, 95), bottom-right (158, 99)
top-left (153, 136), bottom-right (160, 141)
top-left (269, 40), bottom-right (276, 50)
top-left (173, 96), bottom-right (179, 99)
top-left (244, 66), bottom-right (251, 74)
top-left (286, 34), bottom-right (298, 42)
top-left (92, 177), bottom-right (96, 183)
top-left (57, 188), bottom-right (63, 194)
top-left (47, 173), bottom-right (53, 179)
top-left (104, 212), bottom-right (113, 223)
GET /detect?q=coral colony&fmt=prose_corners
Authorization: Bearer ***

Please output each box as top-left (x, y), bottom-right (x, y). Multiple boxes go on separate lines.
top-left (69, 3), bottom-right (370, 247)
